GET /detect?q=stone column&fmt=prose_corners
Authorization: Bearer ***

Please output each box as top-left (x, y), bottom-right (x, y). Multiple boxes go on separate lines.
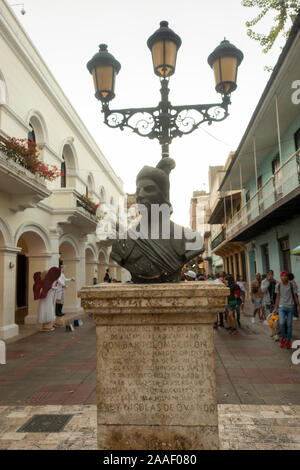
top-left (49, 227), bottom-right (62, 267)
top-left (80, 282), bottom-right (228, 450)
top-left (86, 261), bottom-right (98, 286)
top-left (0, 247), bottom-right (20, 340)
top-left (62, 257), bottom-right (81, 313)
top-left (78, 236), bottom-right (87, 290)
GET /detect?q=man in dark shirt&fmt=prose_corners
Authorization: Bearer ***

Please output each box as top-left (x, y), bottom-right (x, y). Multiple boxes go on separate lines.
top-left (224, 275), bottom-right (242, 335)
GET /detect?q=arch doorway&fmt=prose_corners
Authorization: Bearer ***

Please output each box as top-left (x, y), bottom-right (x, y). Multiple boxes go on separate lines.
top-left (16, 230), bottom-right (49, 325)
top-left (16, 237), bottom-right (29, 324)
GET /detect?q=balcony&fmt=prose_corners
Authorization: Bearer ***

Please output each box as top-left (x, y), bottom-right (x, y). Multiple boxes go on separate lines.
top-left (211, 228), bottom-right (226, 251)
top-left (0, 150), bottom-right (51, 211)
top-left (226, 149), bottom-right (300, 241)
top-left (49, 189), bottom-right (99, 234)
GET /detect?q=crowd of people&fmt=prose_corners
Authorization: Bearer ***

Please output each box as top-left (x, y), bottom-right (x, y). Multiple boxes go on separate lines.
top-left (33, 263), bottom-right (300, 348)
top-left (182, 268), bottom-right (300, 347)
top-left (93, 268), bottom-right (121, 285)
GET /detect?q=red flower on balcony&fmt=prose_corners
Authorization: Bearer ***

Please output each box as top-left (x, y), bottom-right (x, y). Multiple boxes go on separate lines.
top-left (0, 136), bottom-right (61, 181)
top-left (77, 194), bottom-right (99, 216)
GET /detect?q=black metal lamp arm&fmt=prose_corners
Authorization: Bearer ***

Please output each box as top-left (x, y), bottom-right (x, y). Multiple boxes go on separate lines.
top-left (101, 80), bottom-right (230, 158)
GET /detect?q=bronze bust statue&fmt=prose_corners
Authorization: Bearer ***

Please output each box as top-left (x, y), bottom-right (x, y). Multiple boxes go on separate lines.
top-left (111, 158), bottom-right (203, 283)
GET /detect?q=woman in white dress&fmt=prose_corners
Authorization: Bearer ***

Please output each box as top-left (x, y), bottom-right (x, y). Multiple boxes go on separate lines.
top-left (34, 267), bottom-right (61, 332)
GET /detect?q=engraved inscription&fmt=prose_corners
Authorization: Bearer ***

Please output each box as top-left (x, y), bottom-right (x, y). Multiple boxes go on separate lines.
top-left (97, 325), bottom-right (218, 426)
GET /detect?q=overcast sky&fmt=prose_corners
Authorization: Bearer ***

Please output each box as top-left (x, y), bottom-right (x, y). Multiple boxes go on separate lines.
top-left (9, 0), bottom-right (287, 226)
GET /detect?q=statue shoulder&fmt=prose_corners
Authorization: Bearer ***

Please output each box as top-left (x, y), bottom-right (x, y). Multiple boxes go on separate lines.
top-left (170, 222), bottom-right (203, 260)
top-left (111, 237), bottom-right (135, 264)
top-left (170, 222), bottom-right (186, 257)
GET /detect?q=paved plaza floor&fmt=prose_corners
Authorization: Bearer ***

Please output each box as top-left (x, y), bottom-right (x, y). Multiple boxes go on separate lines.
top-left (0, 304), bottom-right (300, 450)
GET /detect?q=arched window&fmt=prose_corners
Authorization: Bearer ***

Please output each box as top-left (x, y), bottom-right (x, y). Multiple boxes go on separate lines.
top-left (61, 155), bottom-right (66, 188)
top-left (28, 123), bottom-right (36, 144)
top-left (99, 186), bottom-right (106, 203)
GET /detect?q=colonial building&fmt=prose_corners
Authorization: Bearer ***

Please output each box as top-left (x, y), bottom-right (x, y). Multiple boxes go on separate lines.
top-left (208, 153), bottom-right (249, 282)
top-left (215, 12), bottom-right (300, 287)
top-left (190, 191), bottom-right (210, 273)
top-left (0, 0), bottom-right (126, 339)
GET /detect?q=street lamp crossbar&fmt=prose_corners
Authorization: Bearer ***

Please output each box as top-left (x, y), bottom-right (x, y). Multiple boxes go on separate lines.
top-left (102, 79), bottom-right (230, 157)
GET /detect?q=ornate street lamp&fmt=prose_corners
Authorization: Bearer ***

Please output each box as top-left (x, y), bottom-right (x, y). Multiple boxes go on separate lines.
top-left (87, 21), bottom-right (243, 159)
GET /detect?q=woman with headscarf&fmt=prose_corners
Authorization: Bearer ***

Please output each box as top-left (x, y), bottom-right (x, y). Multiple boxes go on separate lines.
top-left (33, 267), bottom-right (61, 332)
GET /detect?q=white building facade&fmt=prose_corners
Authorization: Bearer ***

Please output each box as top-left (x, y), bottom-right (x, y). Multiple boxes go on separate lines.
top-left (0, 0), bottom-right (126, 340)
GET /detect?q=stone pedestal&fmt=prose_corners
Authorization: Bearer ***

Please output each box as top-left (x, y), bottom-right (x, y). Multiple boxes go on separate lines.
top-left (79, 282), bottom-right (228, 450)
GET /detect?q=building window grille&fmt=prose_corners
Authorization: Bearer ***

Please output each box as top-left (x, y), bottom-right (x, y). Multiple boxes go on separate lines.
top-left (261, 244), bottom-right (270, 273)
top-left (28, 123), bottom-right (36, 144)
top-left (257, 175), bottom-right (264, 213)
top-left (272, 154), bottom-right (283, 201)
top-left (279, 236), bottom-right (291, 273)
top-left (241, 250), bottom-right (247, 282)
top-left (61, 156), bottom-right (66, 188)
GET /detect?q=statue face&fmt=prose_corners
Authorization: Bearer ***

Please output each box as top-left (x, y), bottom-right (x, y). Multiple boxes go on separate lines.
top-left (136, 178), bottom-right (164, 208)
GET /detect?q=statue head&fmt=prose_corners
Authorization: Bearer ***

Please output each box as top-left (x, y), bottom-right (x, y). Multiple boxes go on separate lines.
top-left (136, 157), bottom-right (175, 209)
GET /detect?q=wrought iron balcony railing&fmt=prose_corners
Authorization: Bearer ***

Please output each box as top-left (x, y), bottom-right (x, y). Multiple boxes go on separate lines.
top-left (211, 227), bottom-right (226, 251)
top-left (226, 148), bottom-right (300, 238)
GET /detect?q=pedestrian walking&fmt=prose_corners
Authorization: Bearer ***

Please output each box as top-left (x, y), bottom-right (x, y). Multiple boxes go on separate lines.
top-left (33, 267), bottom-right (61, 332)
top-left (214, 273), bottom-right (225, 327)
top-left (236, 275), bottom-right (246, 315)
top-left (273, 270), bottom-right (300, 349)
top-left (251, 273), bottom-right (265, 323)
top-left (104, 269), bottom-right (111, 283)
top-left (288, 273), bottom-right (299, 319)
top-left (184, 270), bottom-right (196, 281)
top-left (261, 270), bottom-right (277, 318)
top-left (224, 275), bottom-right (241, 335)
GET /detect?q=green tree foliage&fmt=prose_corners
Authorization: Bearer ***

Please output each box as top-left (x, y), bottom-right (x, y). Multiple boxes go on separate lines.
top-left (242, 1), bottom-right (300, 53)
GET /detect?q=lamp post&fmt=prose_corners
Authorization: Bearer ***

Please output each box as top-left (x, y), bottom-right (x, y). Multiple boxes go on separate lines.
top-left (87, 21), bottom-right (243, 159)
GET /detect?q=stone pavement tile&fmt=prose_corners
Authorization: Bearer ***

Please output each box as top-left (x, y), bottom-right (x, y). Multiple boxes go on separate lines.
top-left (80, 371), bottom-right (96, 385)
top-left (84, 390), bottom-right (97, 405)
top-left (216, 377), bottom-right (232, 385)
top-left (7, 410), bottom-right (35, 419)
top-left (43, 432), bottom-right (72, 443)
top-left (62, 385), bottom-right (95, 405)
top-left (0, 441), bottom-right (15, 449)
top-left (219, 404), bottom-right (242, 413)
top-left (252, 383), bottom-right (278, 395)
top-left (24, 433), bottom-right (50, 441)
top-left (226, 368), bottom-right (246, 378)
top-left (243, 368), bottom-right (266, 377)
top-left (9, 441), bottom-right (59, 450)
top-left (274, 417), bottom-right (300, 425)
top-left (1, 432), bottom-right (27, 441)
